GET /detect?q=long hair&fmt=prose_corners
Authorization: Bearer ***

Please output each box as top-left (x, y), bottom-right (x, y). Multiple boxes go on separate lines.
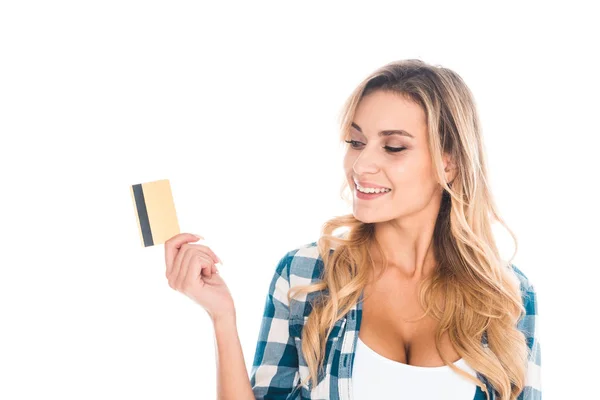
top-left (287, 59), bottom-right (529, 399)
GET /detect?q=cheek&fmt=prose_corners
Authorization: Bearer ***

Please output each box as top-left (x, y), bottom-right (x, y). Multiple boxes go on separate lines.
top-left (389, 159), bottom-right (437, 194)
top-left (388, 160), bottom-right (420, 185)
top-left (343, 153), bottom-right (356, 173)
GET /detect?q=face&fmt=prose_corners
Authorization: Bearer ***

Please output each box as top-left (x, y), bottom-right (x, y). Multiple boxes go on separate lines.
top-left (343, 90), bottom-right (449, 224)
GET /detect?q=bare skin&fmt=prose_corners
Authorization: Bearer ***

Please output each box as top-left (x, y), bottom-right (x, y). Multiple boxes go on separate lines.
top-left (343, 89), bottom-right (458, 367)
top-left (359, 266), bottom-right (460, 367)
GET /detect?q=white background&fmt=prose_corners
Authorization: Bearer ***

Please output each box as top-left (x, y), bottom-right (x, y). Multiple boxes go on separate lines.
top-left (1, 1), bottom-right (597, 399)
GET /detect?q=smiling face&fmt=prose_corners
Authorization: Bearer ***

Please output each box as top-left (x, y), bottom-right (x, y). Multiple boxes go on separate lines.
top-left (343, 90), bottom-right (445, 224)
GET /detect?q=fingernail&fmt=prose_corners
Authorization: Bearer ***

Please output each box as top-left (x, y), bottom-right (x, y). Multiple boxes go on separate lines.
top-left (193, 234), bottom-right (203, 240)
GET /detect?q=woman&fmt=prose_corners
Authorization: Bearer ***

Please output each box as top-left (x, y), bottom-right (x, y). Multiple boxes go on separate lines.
top-left (164, 59), bottom-right (541, 400)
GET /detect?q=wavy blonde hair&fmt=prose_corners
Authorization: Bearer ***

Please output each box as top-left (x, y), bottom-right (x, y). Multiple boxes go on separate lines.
top-left (287, 59), bottom-right (529, 399)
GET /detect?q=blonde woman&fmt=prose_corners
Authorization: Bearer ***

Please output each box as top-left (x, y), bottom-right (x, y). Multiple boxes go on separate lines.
top-left (164, 59), bottom-right (541, 400)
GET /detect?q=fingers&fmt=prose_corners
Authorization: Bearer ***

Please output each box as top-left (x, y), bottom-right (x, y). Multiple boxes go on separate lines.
top-left (183, 255), bottom-right (202, 293)
top-left (170, 244), bottom-right (215, 291)
top-left (174, 247), bottom-right (193, 289)
top-left (176, 249), bottom-right (211, 289)
top-left (183, 253), bottom-right (215, 291)
top-left (169, 242), bottom-right (189, 289)
top-left (165, 233), bottom-right (203, 276)
top-left (185, 244), bottom-right (222, 265)
top-left (165, 233), bottom-right (224, 292)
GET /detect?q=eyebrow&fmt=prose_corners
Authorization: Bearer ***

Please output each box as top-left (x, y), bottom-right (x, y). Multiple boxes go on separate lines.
top-left (351, 122), bottom-right (415, 139)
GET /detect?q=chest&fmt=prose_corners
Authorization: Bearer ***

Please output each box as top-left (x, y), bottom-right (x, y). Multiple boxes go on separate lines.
top-left (358, 274), bottom-right (461, 367)
top-left (288, 268), bottom-right (495, 399)
top-left (290, 295), bottom-right (492, 400)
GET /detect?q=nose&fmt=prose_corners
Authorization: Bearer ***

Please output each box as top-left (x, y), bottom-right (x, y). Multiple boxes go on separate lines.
top-left (351, 143), bottom-right (381, 176)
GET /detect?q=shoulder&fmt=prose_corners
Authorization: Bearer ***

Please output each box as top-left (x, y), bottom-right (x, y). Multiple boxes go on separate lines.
top-left (276, 240), bottom-right (326, 287)
top-left (508, 264), bottom-right (542, 391)
top-left (508, 264), bottom-right (539, 340)
top-left (283, 234), bottom-right (345, 284)
top-left (272, 239), bottom-right (337, 322)
top-left (508, 263), bottom-right (538, 312)
top-left (509, 263), bottom-right (535, 291)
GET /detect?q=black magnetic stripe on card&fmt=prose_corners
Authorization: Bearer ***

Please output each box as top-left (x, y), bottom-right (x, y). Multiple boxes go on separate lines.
top-left (132, 184), bottom-right (154, 247)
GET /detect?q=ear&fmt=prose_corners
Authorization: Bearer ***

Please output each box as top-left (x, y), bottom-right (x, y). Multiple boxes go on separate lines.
top-left (443, 153), bottom-right (457, 185)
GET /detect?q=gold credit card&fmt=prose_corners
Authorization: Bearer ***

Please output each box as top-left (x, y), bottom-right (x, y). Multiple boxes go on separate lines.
top-left (130, 179), bottom-right (180, 247)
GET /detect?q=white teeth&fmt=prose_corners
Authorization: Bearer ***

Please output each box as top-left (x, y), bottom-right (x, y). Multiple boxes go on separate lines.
top-left (356, 184), bottom-right (391, 194)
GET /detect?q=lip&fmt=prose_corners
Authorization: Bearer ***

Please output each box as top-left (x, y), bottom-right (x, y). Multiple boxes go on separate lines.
top-left (354, 182), bottom-right (391, 200)
top-left (353, 179), bottom-right (391, 190)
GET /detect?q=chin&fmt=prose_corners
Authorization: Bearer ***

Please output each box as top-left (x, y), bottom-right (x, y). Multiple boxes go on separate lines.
top-left (352, 211), bottom-right (383, 224)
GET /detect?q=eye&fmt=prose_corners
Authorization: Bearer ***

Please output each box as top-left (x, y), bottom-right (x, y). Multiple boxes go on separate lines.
top-left (344, 139), bottom-right (361, 148)
top-left (384, 146), bottom-right (406, 153)
top-left (344, 140), bottom-right (406, 154)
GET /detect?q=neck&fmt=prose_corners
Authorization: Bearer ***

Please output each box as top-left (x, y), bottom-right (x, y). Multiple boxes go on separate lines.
top-left (370, 202), bottom-right (440, 281)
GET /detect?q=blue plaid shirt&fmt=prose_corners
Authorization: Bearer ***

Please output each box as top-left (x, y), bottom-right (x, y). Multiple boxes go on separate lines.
top-left (250, 241), bottom-right (541, 399)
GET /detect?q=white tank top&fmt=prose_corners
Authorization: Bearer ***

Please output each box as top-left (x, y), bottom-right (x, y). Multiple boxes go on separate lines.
top-left (352, 336), bottom-right (478, 399)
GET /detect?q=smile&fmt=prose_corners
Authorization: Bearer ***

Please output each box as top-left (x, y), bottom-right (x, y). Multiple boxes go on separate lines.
top-left (354, 182), bottom-right (392, 200)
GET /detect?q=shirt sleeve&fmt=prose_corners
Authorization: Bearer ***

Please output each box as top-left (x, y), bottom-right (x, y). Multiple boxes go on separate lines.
top-left (517, 281), bottom-right (542, 399)
top-left (249, 252), bottom-right (300, 399)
